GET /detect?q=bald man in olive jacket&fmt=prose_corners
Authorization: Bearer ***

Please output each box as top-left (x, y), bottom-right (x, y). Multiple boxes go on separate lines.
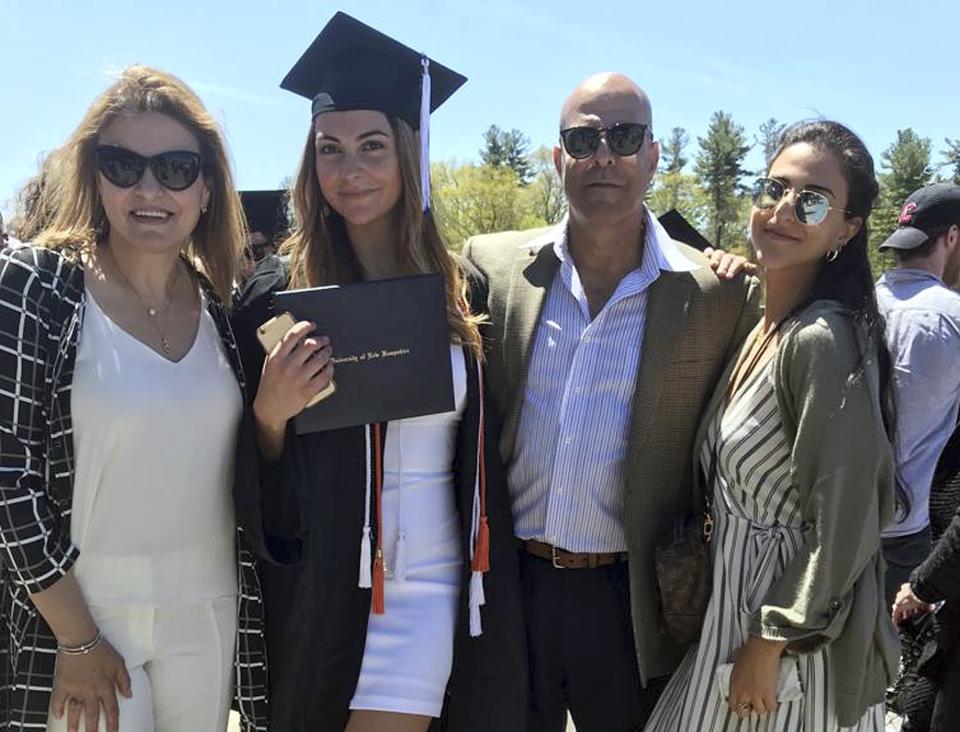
top-left (463, 72), bottom-right (760, 731)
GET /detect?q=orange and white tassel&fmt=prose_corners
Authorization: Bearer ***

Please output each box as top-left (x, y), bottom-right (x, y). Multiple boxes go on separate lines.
top-left (468, 360), bottom-right (490, 637)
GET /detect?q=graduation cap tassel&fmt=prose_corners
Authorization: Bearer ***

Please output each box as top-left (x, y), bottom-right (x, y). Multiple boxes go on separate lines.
top-left (419, 56), bottom-right (432, 213)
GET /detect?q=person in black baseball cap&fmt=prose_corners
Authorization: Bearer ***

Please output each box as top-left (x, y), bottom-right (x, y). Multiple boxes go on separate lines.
top-left (879, 182), bottom-right (960, 255)
top-left (877, 182), bottom-right (960, 617)
top-left (231, 12), bottom-right (526, 732)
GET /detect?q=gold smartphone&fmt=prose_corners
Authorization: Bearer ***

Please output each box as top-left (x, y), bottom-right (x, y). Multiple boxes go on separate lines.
top-left (256, 311), bottom-right (336, 406)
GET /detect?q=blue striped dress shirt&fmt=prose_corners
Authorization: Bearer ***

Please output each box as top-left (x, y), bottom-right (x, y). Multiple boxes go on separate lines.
top-left (509, 211), bottom-right (700, 552)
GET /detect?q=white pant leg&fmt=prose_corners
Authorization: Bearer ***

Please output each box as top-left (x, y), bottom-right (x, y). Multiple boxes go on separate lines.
top-left (45, 598), bottom-right (236, 732)
top-left (46, 605), bottom-right (156, 732)
top-left (147, 596), bottom-right (237, 732)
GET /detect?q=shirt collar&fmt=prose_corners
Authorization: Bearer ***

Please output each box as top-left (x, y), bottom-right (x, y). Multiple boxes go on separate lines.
top-left (879, 267), bottom-right (947, 287)
top-left (534, 208), bottom-right (701, 273)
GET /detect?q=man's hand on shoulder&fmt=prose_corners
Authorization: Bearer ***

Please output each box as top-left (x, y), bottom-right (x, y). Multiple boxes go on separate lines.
top-left (703, 247), bottom-right (759, 280)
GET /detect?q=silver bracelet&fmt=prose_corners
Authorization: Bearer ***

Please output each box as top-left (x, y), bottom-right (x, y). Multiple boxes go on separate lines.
top-left (58, 630), bottom-right (103, 656)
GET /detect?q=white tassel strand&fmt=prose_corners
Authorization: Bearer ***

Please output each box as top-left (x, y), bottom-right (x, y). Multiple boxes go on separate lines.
top-left (394, 530), bottom-right (408, 583)
top-left (469, 570), bottom-right (486, 637)
top-left (358, 425), bottom-right (373, 588)
top-left (359, 527), bottom-right (372, 589)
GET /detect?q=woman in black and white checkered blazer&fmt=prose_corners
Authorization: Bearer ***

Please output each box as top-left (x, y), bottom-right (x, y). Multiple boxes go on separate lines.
top-left (0, 67), bottom-right (270, 731)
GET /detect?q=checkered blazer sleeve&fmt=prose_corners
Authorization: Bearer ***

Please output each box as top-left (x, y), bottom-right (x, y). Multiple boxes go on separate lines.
top-left (0, 248), bottom-right (79, 593)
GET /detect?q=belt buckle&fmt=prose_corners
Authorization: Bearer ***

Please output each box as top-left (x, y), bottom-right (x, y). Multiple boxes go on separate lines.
top-left (551, 545), bottom-right (566, 570)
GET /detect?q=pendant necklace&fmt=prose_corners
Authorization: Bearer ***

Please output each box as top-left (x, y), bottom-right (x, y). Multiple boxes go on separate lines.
top-left (105, 249), bottom-right (181, 355)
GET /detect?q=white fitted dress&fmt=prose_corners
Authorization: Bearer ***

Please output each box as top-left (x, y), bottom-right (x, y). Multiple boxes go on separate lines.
top-left (349, 345), bottom-right (468, 717)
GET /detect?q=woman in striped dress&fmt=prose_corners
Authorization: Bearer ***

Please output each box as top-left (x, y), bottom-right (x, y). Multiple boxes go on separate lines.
top-left (645, 120), bottom-right (901, 731)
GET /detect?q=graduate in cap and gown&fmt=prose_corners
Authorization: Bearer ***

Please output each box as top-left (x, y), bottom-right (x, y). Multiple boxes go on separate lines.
top-left (240, 190), bottom-right (288, 260)
top-left (231, 12), bottom-right (527, 732)
top-left (239, 189), bottom-right (288, 280)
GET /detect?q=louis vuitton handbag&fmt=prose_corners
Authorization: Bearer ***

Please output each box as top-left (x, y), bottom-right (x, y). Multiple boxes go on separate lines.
top-left (654, 441), bottom-right (717, 644)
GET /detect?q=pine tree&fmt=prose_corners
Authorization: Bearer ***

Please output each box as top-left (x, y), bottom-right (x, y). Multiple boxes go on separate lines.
top-left (756, 118), bottom-right (786, 166)
top-left (480, 125), bottom-right (505, 168)
top-left (694, 111), bottom-right (752, 251)
top-left (872, 129), bottom-right (933, 251)
top-left (661, 127), bottom-right (689, 174)
top-left (480, 125), bottom-right (533, 185)
top-left (942, 138), bottom-right (960, 185)
top-left (659, 127), bottom-right (690, 210)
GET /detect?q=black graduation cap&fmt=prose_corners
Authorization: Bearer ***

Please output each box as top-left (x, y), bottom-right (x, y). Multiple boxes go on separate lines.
top-left (657, 209), bottom-right (713, 252)
top-left (280, 12), bottom-right (467, 131)
top-left (240, 190), bottom-right (288, 243)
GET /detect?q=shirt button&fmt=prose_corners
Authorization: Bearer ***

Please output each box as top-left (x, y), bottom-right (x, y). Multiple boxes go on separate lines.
top-left (563, 436), bottom-right (572, 445)
top-left (574, 386), bottom-right (582, 394)
top-left (557, 488), bottom-right (564, 495)
top-left (583, 336), bottom-right (592, 343)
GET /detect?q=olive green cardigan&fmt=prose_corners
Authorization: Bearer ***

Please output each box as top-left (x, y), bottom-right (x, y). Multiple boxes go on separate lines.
top-left (694, 299), bottom-right (900, 726)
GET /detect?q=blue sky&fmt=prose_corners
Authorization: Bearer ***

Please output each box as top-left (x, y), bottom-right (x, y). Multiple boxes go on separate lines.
top-left (2, 0), bottom-right (958, 222)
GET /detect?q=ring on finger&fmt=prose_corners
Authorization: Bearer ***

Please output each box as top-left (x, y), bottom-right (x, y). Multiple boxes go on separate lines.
top-left (736, 701), bottom-right (751, 712)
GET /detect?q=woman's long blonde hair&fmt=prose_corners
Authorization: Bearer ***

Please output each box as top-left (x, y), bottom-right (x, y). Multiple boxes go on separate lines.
top-left (32, 65), bottom-right (245, 301)
top-left (282, 115), bottom-right (483, 360)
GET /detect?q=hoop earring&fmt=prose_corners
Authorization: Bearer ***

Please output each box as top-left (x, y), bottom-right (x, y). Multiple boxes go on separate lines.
top-left (826, 249), bottom-right (840, 263)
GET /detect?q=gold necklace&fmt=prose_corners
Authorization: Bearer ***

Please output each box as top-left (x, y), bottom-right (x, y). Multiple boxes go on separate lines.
top-left (104, 249), bottom-right (182, 355)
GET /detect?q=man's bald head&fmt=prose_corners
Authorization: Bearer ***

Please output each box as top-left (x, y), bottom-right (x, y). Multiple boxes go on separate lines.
top-left (560, 73), bottom-right (652, 131)
top-left (553, 72), bottom-right (659, 230)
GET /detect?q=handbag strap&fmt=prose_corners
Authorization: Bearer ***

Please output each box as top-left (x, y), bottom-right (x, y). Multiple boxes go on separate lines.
top-left (702, 433), bottom-right (719, 541)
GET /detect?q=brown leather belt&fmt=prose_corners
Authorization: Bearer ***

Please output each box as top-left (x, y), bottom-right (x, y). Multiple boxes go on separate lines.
top-left (522, 539), bottom-right (628, 570)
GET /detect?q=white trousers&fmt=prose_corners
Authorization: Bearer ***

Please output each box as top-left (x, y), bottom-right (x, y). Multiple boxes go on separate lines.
top-left (47, 596), bottom-right (236, 732)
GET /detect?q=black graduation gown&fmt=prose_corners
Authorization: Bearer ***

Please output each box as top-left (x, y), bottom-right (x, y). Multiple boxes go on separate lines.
top-left (231, 261), bottom-right (528, 732)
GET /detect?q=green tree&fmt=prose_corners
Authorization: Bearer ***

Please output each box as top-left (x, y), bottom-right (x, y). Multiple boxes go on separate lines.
top-left (756, 118), bottom-right (785, 166)
top-left (872, 129), bottom-right (933, 254)
top-left (648, 172), bottom-right (709, 228)
top-left (524, 147), bottom-right (566, 225)
top-left (695, 111), bottom-right (752, 251)
top-left (480, 125), bottom-right (533, 184)
top-left (942, 138), bottom-right (960, 185)
top-left (658, 128), bottom-right (690, 211)
top-left (661, 127), bottom-right (689, 174)
top-left (431, 162), bottom-right (544, 248)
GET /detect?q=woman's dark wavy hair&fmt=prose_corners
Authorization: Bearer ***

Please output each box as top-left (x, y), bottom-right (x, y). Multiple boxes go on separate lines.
top-left (770, 120), bottom-right (908, 518)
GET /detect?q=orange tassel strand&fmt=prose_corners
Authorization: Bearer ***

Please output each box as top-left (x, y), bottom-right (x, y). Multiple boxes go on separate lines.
top-left (472, 516), bottom-right (490, 573)
top-left (372, 549), bottom-right (385, 615)
top-left (372, 423), bottom-right (386, 615)
top-left (472, 405), bottom-right (490, 573)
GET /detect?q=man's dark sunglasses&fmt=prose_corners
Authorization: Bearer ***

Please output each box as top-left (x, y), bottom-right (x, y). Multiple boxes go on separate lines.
top-left (95, 145), bottom-right (202, 191)
top-left (559, 123), bottom-right (651, 159)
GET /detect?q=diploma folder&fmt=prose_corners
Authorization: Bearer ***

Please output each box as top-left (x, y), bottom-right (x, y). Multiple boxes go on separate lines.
top-left (274, 273), bottom-right (455, 433)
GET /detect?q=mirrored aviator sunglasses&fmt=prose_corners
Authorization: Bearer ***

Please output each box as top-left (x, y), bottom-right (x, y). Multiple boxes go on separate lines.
top-left (751, 177), bottom-right (847, 226)
top-left (559, 123), bottom-right (649, 159)
top-left (95, 145), bottom-right (202, 191)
